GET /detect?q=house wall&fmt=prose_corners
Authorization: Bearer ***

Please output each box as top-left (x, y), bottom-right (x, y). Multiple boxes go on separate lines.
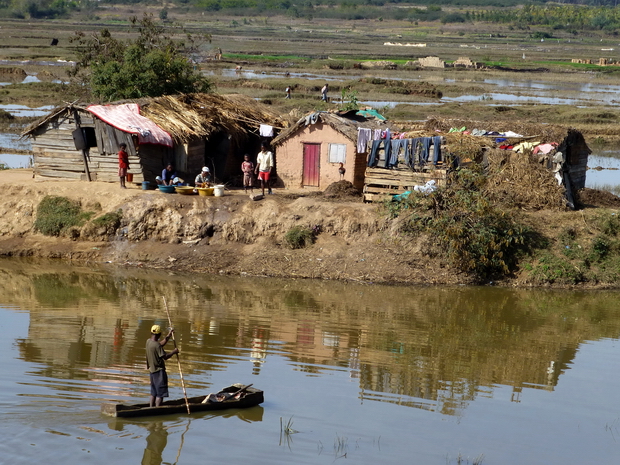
top-left (275, 123), bottom-right (364, 190)
top-left (30, 110), bottom-right (178, 184)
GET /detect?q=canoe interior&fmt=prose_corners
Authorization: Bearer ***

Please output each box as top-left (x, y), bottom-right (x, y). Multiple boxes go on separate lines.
top-left (101, 384), bottom-right (263, 418)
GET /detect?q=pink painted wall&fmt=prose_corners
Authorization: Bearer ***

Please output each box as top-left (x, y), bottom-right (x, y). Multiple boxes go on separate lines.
top-left (275, 122), bottom-right (365, 190)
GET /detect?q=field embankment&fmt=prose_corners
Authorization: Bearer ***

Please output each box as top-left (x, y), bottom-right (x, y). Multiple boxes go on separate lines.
top-left (2, 170), bottom-right (620, 288)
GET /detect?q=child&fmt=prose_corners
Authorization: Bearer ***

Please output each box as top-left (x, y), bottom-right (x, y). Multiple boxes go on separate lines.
top-left (241, 154), bottom-right (255, 194)
top-left (118, 143), bottom-right (129, 189)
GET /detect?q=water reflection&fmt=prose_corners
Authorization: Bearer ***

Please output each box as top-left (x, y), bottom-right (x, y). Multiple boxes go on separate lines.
top-left (3, 260), bottom-right (620, 463)
top-left (3, 260), bottom-right (620, 414)
top-left (141, 421), bottom-right (168, 465)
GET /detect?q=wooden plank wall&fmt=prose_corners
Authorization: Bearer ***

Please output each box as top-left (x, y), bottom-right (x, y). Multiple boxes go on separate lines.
top-left (32, 112), bottom-right (87, 179)
top-left (363, 167), bottom-right (448, 202)
top-left (31, 110), bottom-right (181, 184)
top-left (352, 152), bottom-right (367, 191)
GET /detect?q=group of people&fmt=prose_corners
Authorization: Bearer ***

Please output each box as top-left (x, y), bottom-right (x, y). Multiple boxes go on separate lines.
top-left (117, 143), bottom-right (275, 195)
top-left (283, 83), bottom-right (329, 101)
top-left (243, 142), bottom-right (274, 195)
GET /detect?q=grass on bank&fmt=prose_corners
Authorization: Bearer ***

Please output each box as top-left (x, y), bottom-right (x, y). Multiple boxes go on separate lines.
top-left (385, 167), bottom-right (539, 281)
top-left (385, 164), bottom-right (620, 285)
top-left (524, 211), bottom-right (620, 285)
top-left (34, 196), bottom-right (93, 237)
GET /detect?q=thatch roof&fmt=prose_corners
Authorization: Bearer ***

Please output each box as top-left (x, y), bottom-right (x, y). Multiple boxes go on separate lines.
top-left (22, 93), bottom-right (287, 143)
top-left (142, 93), bottom-right (287, 143)
top-left (272, 111), bottom-right (388, 147)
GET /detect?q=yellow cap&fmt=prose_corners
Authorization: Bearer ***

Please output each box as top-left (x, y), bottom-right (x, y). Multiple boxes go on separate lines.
top-left (151, 324), bottom-right (162, 334)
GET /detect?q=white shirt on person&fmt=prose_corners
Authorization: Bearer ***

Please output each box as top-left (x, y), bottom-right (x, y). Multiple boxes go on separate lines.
top-left (256, 150), bottom-right (273, 172)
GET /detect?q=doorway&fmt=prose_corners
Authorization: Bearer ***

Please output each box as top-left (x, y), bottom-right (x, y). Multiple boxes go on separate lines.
top-left (303, 143), bottom-right (320, 187)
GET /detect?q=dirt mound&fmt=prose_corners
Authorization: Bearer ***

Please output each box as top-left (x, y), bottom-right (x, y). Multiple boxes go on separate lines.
top-left (0, 67), bottom-right (26, 76)
top-left (576, 188), bottom-right (620, 208)
top-left (323, 181), bottom-right (361, 199)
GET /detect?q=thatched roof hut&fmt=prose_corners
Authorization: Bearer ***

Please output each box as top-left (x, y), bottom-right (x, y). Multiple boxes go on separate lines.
top-left (22, 93), bottom-right (287, 184)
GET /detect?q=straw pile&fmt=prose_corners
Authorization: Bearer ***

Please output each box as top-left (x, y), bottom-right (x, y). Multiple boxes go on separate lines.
top-left (443, 132), bottom-right (491, 162)
top-left (483, 149), bottom-right (567, 211)
top-left (140, 93), bottom-right (288, 143)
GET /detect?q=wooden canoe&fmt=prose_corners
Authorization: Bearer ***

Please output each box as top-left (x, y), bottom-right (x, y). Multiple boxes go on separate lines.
top-left (101, 384), bottom-right (264, 418)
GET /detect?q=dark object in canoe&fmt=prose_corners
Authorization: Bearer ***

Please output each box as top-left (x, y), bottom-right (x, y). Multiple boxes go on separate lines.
top-left (101, 384), bottom-right (264, 418)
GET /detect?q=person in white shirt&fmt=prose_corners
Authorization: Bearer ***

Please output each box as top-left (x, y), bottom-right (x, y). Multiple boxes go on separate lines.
top-left (254, 143), bottom-right (274, 195)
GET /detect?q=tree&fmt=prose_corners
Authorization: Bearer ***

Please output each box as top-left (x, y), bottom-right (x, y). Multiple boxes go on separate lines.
top-left (69, 14), bottom-right (212, 101)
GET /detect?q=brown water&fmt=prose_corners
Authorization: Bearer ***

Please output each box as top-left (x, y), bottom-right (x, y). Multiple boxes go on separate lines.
top-left (1, 259), bottom-right (620, 464)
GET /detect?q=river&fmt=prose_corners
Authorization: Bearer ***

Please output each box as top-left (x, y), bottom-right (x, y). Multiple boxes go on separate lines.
top-left (1, 259), bottom-right (620, 464)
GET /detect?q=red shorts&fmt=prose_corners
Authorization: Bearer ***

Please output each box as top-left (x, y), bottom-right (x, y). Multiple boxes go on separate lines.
top-left (118, 167), bottom-right (128, 177)
top-left (258, 171), bottom-right (270, 181)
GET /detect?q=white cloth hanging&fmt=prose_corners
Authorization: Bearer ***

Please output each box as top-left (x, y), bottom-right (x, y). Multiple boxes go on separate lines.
top-left (259, 124), bottom-right (274, 137)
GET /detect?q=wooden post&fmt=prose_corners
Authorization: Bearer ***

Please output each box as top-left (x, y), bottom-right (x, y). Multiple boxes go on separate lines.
top-left (162, 296), bottom-right (191, 415)
top-left (73, 110), bottom-right (91, 182)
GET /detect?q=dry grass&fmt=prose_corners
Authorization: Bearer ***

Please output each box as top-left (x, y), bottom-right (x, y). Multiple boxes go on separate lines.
top-left (142, 93), bottom-right (288, 143)
top-left (484, 149), bottom-right (567, 211)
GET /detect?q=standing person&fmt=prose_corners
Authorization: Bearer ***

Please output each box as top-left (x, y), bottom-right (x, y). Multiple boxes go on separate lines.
top-left (146, 325), bottom-right (179, 407)
top-left (241, 154), bottom-right (255, 194)
top-left (161, 163), bottom-right (177, 186)
top-left (321, 83), bottom-right (329, 102)
top-left (118, 143), bottom-right (129, 189)
top-left (285, 86), bottom-right (291, 99)
top-left (255, 143), bottom-right (274, 195)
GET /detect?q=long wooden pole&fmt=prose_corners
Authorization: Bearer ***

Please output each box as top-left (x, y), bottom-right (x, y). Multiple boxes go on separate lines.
top-left (162, 296), bottom-right (191, 415)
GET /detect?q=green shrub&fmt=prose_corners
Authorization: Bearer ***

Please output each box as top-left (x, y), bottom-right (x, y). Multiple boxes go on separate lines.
top-left (92, 210), bottom-right (122, 229)
top-left (385, 168), bottom-right (537, 280)
top-left (590, 235), bottom-right (610, 262)
top-left (597, 212), bottom-right (620, 236)
top-left (284, 226), bottom-right (315, 249)
top-left (34, 196), bottom-right (89, 236)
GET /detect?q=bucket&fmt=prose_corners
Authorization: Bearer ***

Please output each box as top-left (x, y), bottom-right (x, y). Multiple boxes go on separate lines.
top-left (126, 173), bottom-right (134, 182)
top-left (197, 187), bottom-right (214, 196)
top-left (214, 185), bottom-right (225, 197)
top-left (142, 181), bottom-right (150, 190)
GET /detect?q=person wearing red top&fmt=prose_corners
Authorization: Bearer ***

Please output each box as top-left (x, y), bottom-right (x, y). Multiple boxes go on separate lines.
top-left (241, 154), bottom-right (255, 194)
top-left (118, 143), bottom-right (130, 189)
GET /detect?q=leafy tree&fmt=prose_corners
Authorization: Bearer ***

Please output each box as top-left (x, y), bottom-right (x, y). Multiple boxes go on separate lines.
top-left (68, 14), bottom-right (212, 101)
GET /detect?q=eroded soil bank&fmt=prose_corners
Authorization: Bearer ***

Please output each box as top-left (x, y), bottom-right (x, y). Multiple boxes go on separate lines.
top-left (0, 170), bottom-right (470, 285)
top-left (1, 169), bottom-right (619, 287)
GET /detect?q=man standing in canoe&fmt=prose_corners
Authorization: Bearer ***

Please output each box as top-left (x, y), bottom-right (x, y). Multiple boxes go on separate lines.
top-left (146, 325), bottom-right (179, 407)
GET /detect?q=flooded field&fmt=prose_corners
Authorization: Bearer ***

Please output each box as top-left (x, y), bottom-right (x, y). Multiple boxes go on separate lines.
top-left (1, 260), bottom-right (620, 464)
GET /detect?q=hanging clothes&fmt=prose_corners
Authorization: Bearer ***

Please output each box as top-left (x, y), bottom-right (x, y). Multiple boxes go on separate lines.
top-left (420, 137), bottom-right (432, 165)
top-left (259, 124), bottom-right (274, 137)
top-left (357, 128), bottom-right (372, 153)
top-left (408, 138), bottom-right (421, 168)
top-left (368, 140), bottom-right (382, 167)
top-left (403, 139), bottom-right (413, 168)
top-left (373, 129), bottom-right (382, 141)
top-left (432, 136), bottom-right (442, 165)
top-left (390, 139), bottom-right (405, 167)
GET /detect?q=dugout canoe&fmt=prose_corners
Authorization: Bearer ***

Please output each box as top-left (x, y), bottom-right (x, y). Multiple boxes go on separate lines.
top-left (101, 384), bottom-right (263, 418)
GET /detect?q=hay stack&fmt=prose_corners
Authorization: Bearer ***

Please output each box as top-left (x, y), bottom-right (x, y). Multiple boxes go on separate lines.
top-left (484, 149), bottom-right (567, 211)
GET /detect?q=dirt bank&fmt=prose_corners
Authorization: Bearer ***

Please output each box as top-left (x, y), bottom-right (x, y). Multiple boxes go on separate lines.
top-left (2, 170), bottom-right (619, 287)
top-left (0, 170), bottom-right (472, 285)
